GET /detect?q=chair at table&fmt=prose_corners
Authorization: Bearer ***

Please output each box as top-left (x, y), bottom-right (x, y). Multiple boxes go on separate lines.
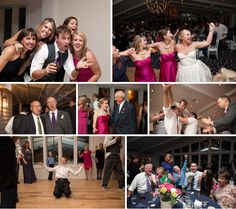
top-left (230, 35), bottom-right (236, 52)
top-left (207, 39), bottom-right (219, 59)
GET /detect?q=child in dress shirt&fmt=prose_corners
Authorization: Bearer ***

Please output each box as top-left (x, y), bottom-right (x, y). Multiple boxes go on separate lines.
top-left (42, 157), bottom-right (83, 198)
top-left (47, 151), bottom-right (55, 180)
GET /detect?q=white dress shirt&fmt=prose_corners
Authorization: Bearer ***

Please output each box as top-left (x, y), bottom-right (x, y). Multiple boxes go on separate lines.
top-left (44, 164), bottom-right (82, 179)
top-left (163, 106), bottom-right (182, 134)
top-left (184, 117), bottom-right (198, 135)
top-left (215, 23), bottom-right (228, 40)
top-left (49, 109), bottom-right (58, 121)
top-left (5, 116), bottom-right (14, 134)
top-left (103, 136), bottom-right (120, 158)
top-left (119, 100), bottom-right (125, 112)
top-left (32, 113), bottom-right (45, 134)
top-left (129, 172), bottom-right (155, 193)
top-left (30, 42), bottom-right (75, 80)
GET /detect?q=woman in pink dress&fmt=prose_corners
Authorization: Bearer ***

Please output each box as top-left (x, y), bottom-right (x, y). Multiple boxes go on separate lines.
top-left (149, 28), bottom-right (178, 82)
top-left (78, 95), bottom-right (88, 134)
top-left (128, 35), bottom-right (158, 82)
top-left (71, 32), bottom-right (101, 82)
top-left (93, 98), bottom-right (110, 134)
top-left (80, 145), bottom-right (93, 180)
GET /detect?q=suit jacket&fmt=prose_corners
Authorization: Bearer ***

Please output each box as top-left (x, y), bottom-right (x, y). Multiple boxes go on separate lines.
top-left (214, 102), bottom-right (236, 134)
top-left (66, 105), bottom-right (76, 134)
top-left (110, 101), bottom-right (137, 134)
top-left (44, 109), bottom-right (73, 134)
top-left (19, 113), bottom-right (46, 134)
top-left (113, 56), bottom-right (129, 82)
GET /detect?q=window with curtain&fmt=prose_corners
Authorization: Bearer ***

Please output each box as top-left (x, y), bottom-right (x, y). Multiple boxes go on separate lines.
top-left (32, 137), bottom-right (44, 164)
top-left (62, 136), bottom-right (74, 164)
top-left (47, 137), bottom-right (59, 164)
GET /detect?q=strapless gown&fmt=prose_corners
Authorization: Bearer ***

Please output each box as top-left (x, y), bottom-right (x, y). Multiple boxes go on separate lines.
top-left (96, 115), bottom-right (109, 134)
top-left (159, 51), bottom-right (177, 82)
top-left (176, 51), bottom-right (212, 82)
top-left (78, 108), bottom-right (87, 134)
top-left (134, 57), bottom-right (157, 82)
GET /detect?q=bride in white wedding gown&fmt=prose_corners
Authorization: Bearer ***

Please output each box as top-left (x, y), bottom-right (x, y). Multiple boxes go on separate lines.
top-left (176, 23), bottom-right (215, 82)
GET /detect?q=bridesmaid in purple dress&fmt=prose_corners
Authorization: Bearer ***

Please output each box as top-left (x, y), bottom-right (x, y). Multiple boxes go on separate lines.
top-left (93, 98), bottom-right (110, 134)
top-left (71, 32), bottom-right (101, 82)
top-left (129, 35), bottom-right (158, 82)
top-left (78, 95), bottom-right (88, 134)
top-left (149, 28), bottom-right (178, 82)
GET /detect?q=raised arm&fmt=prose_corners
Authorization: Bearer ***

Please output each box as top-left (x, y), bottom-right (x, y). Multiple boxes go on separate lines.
top-left (163, 84), bottom-right (170, 108)
top-left (3, 30), bottom-right (22, 48)
top-left (0, 46), bottom-right (16, 72)
top-left (194, 23), bottom-right (215, 49)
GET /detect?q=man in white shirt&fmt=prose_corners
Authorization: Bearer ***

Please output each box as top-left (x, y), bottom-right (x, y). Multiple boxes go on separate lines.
top-left (162, 84), bottom-right (188, 134)
top-left (30, 25), bottom-right (91, 82)
top-left (42, 157), bottom-right (83, 198)
top-left (128, 164), bottom-right (156, 197)
top-left (92, 93), bottom-right (99, 112)
top-left (214, 20), bottom-right (228, 41)
top-left (19, 100), bottom-right (46, 134)
top-left (179, 112), bottom-right (198, 135)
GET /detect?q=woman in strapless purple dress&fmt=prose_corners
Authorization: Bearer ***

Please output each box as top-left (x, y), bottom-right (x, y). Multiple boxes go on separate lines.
top-left (71, 32), bottom-right (101, 82)
top-left (149, 28), bottom-right (178, 82)
top-left (129, 35), bottom-right (158, 82)
top-left (93, 98), bottom-right (110, 134)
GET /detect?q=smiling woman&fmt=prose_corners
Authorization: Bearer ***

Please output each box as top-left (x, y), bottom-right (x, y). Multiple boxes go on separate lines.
top-left (0, 27), bottom-right (37, 81)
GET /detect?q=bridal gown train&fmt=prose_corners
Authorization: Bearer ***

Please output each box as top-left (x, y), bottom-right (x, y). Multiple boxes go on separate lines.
top-left (176, 50), bottom-right (212, 82)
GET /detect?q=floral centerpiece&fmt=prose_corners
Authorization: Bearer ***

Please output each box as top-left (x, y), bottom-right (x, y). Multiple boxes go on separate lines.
top-left (159, 182), bottom-right (182, 208)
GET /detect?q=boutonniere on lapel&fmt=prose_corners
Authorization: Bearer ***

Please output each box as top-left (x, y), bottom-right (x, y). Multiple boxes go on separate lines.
top-left (120, 107), bottom-right (125, 114)
top-left (61, 114), bottom-right (64, 119)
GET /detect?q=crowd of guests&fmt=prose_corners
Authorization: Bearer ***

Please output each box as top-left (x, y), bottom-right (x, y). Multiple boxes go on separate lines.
top-left (0, 16), bottom-right (101, 82)
top-left (150, 84), bottom-right (236, 135)
top-left (78, 91), bottom-right (147, 135)
top-left (113, 19), bottom-right (236, 82)
top-left (127, 153), bottom-right (236, 209)
top-left (4, 96), bottom-right (76, 134)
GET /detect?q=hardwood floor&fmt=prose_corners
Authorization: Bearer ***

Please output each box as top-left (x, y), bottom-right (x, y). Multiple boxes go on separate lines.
top-left (17, 180), bottom-right (125, 208)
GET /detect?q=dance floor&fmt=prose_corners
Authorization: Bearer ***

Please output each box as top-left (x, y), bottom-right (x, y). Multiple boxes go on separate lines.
top-left (17, 180), bottom-right (125, 208)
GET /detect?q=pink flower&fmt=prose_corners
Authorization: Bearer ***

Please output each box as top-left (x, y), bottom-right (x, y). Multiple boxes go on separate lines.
top-left (212, 184), bottom-right (218, 190)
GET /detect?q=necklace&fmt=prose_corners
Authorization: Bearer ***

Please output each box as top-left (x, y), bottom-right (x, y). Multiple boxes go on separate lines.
top-left (163, 42), bottom-right (171, 49)
top-left (139, 49), bottom-right (146, 55)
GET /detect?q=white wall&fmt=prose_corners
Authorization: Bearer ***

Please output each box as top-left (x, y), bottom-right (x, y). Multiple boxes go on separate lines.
top-left (42, 0), bottom-right (111, 82)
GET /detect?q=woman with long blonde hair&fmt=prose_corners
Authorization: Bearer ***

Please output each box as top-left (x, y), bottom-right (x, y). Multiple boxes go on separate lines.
top-left (93, 98), bottom-right (110, 134)
top-left (175, 23), bottom-right (215, 82)
top-left (71, 32), bottom-right (101, 81)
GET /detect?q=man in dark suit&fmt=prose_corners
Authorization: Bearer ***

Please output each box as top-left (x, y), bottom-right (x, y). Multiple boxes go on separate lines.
top-left (110, 90), bottom-right (136, 134)
top-left (202, 95), bottom-right (236, 134)
top-left (44, 96), bottom-right (73, 134)
top-left (19, 100), bottom-right (46, 134)
top-left (66, 97), bottom-right (76, 134)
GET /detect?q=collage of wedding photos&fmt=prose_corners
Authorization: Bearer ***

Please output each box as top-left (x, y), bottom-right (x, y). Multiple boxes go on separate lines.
top-left (0, 0), bottom-right (236, 209)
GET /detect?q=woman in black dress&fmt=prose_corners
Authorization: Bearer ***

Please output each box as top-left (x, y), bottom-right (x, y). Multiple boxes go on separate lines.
top-left (0, 28), bottom-right (37, 81)
top-left (22, 141), bottom-right (37, 184)
top-left (95, 143), bottom-right (105, 180)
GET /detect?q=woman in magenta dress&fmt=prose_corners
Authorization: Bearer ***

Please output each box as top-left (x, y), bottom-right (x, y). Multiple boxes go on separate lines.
top-left (129, 35), bottom-right (158, 82)
top-left (78, 95), bottom-right (88, 134)
top-left (93, 98), bottom-right (110, 134)
top-left (71, 32), bottom-right (101, 82)
top-left (149, 28), bottom-right (178, 82)
top-left (80, 145), bottom-right (93, 180)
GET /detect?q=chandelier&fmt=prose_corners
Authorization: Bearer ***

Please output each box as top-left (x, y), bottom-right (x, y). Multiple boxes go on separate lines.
top-left (145, 0), bottom-right (178, 16)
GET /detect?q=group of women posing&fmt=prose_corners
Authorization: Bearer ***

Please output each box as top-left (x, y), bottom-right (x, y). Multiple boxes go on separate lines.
top-left (113, 22), bottom-right (215, 82)
top-left (0, 16), bottom-right (101, 82)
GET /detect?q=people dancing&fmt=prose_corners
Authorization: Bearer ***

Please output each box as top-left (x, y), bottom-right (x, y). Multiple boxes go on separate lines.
top-left (176, 23), bottom-right (215, 82)
top-left (128, 35), bottom-right (158, 82)
top-left (93, 98), bottom-right (110, 134)
top-left (149, 28), bottom-right (178, 82)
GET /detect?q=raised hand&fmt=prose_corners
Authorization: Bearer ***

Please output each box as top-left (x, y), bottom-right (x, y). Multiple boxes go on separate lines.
top-left (76, 57), bottom-right (93, 70)
top-left (201, 117), bottom-right (212, 125)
